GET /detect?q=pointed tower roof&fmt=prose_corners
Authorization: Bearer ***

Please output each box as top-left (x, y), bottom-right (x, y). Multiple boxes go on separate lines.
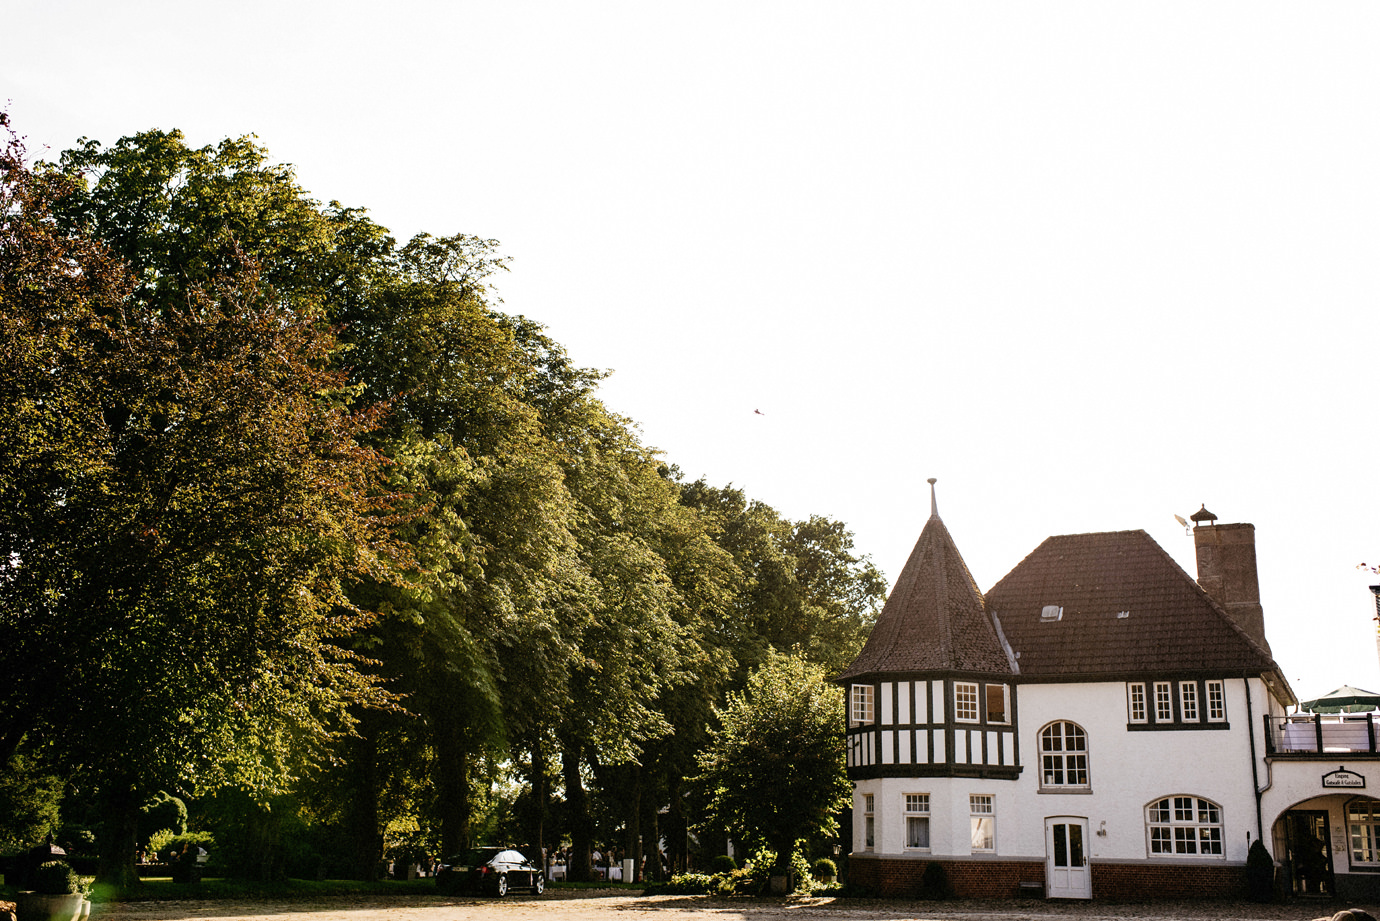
top-left (837, 480), bottom-right (1015, 682)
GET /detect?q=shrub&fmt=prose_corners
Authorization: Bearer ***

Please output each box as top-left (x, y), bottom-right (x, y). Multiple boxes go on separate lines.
top-left (33, 860), bottom-right (78, 895)
top-left (709, 854), bottom-right (737, 874)
top-left (146, 829), bottom-right (176, 859)
top-left (919, 860), bottom-right (949, 900)
top-left (812, 857), bottom-right (837, 878)
top-left (643, 872), bottom-right (716, 895)
top-left (1246, 839), bottom-right (1274, 903)
top-left (139, 793), bottom-right (187, 850)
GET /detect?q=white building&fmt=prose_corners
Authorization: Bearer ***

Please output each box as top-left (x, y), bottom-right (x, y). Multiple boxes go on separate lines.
top-left (839, 483), bottom-right (1380, 902)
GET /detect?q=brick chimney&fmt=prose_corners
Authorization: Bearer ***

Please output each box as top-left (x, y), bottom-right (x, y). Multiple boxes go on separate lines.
top-left (1191, 506), bottom-right (1272, 655)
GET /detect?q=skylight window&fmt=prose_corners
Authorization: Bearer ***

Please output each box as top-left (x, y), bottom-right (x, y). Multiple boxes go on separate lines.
top-left (1040, 605), bottom-right (1063, 622)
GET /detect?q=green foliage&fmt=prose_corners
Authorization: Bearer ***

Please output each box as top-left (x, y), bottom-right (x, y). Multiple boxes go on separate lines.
top-left (146, 830), bottom-right (176, 858)
top-left (812, 857), bottom-right (836, 878)
top-left (139, 793), bottom-right (187, 849)
top-left (694, 651), bottom-right (849, 877)
top-left (1, 121), bottom-right (403, 886)
top-left (0, 745), bottom-right (63, 851)
top-left (33, 861), bottom-right (79, 895)
top-left (643, 871), bottom-right (716, 895)
top-left (709, 854), bottom-right (737, 874)
top-left (3, 116), bottom-right (890, 889)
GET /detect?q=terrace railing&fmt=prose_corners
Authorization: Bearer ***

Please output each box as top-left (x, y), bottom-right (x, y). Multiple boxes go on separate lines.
top-left (1264, 713), bottom-right (1379, 756)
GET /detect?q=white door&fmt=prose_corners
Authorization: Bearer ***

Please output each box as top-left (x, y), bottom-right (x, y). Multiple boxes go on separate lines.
top-left (1045, 817), bottom-right (1091, 899)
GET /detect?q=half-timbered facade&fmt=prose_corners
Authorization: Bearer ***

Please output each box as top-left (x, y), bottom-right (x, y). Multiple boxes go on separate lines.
top-left (838, 485), bottom-right (1380, 901)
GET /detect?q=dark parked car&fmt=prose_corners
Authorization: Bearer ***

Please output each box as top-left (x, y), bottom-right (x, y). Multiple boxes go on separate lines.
top-left (436, 847), bottom-right (545, 897)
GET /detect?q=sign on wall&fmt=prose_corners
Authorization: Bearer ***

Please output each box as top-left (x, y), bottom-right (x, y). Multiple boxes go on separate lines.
top-left (1322, 768), bottom-right (1366, 789)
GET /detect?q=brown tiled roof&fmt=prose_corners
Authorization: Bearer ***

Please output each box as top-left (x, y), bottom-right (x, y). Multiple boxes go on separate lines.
top-left (984, 529), bottom-right (1277, 678)
top-left (837, 514), bottom-right (1014, 682)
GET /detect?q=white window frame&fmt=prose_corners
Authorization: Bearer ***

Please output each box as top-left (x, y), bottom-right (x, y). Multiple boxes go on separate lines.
top-left (904, 793), bottom-right (930, 850)
top-left (1154, 681), bottom-right (1173, 722)
top-left (985, 683), bottom-right (1011, 724)
top-left (1180, 682), bottom-right (1199, 723)
top-left (1039, 721), bottom-right (1090, 789)
top-left (863, 793), bottom-right (875, 850)
top-left (1206, 680), bottom-right (1227, 722)
top-left (954, 682), bottom-right (979, 723)
top-left (1146, 796), bottom-right (1224, 857)
top-left (970, 794), bottom-right (995, 852)
top-left (1349, 800), bottom-right (1380, 866)
top-left (1128, 682), bottom-right (1148, 723)
top-left (851, 684), bottom-right (874, 725)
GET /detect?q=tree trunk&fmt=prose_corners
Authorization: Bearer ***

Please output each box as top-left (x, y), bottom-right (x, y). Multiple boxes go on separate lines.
top-left (342, 715), bottom-right (382, 880)
top-left (530, 738), bottom-right (548, 874)
top-left (623, 763), bottom-right (641, 882)
top-left (95, 781), bottom-right (140, 889)
top-left (434, 700), bottom-right (471, 859)
top-left (640, 777), bottom-right (663, 881)
top-left (561, 735), bottom-right (592, 882)
top-left (665, 772), bottom-right (689, 874)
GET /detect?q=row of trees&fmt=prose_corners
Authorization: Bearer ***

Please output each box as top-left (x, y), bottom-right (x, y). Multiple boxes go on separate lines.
top-left (0, 114), bottom-right (885, 886)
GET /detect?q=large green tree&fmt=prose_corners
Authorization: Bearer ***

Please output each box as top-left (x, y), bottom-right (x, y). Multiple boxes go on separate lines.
top-left (693, 650), bottom-right (850, 881)
top-left (1, 121), bottom-right (398, 886)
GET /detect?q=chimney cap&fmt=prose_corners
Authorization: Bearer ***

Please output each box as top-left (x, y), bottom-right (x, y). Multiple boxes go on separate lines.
top-left (1190, 504), bottom-right (1218, 524)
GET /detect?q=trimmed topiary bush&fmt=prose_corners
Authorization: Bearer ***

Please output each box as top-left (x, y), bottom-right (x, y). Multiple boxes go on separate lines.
top-left (709, 854), bottom-right (737, 874)
top-left (812, 857), bottom-right (837, 879)
top-left (1246, 839), bottom-right (1274, 903)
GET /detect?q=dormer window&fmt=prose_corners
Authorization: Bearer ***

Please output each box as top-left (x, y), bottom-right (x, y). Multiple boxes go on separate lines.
top-left (1041, 605), bottom-right (1063, 622)
top-left (851, 684), bottom-right (874, 725)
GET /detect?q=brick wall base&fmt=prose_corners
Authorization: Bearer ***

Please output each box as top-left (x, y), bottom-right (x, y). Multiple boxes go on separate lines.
top-left (849, 855), bottom-right (1044, 899)
top-left (849, 855), bottom-right (1248, 900)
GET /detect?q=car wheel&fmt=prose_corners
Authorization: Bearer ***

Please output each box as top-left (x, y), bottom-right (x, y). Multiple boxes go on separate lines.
top-left (496, 873), bottom-right (508, 897)
top-left (534, 873), bottom-right (545, 895)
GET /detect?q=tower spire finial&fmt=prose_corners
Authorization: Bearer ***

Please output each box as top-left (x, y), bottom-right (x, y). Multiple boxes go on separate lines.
top-left (928, 477), bottom-right (938, 518)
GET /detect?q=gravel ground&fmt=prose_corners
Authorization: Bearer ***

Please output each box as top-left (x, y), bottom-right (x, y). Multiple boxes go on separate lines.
top-left (85, 892), bottom-right (1380, 921)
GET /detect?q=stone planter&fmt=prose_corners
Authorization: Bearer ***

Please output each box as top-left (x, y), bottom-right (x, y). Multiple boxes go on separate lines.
top-left (14, 893), bottom-right (88, 921)
top-left (769, 874), bottom-right (790, 894)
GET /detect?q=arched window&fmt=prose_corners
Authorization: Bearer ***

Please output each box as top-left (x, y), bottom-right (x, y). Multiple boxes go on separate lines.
top-left (1039, 721), bottom-right (1089, 789)
top-left (1145, 796), bottom-right (1224, 856)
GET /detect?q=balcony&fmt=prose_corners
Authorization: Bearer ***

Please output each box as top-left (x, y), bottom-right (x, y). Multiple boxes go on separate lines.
top-left (1265, 713), bottom-right (1380, 758)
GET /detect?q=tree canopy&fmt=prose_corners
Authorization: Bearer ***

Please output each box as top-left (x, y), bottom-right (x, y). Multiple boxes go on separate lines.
top-left (694, 650), bottom-right (851, 878)
top-left (0, 117), bottom-right (886, 885)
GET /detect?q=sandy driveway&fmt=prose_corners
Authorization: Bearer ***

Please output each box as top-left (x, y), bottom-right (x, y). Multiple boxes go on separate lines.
top-left (86, 892), bottom-right (1378, 921)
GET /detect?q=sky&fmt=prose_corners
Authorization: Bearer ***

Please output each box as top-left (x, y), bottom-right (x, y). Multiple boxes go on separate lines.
top-left (6, 2), bottom-right (1379, 703)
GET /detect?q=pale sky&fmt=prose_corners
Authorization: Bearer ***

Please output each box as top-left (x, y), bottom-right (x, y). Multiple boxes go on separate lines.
top-left (6, 2), bottom-right (1379, 703)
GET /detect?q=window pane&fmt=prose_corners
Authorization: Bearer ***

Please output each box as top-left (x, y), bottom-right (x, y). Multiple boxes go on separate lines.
top-left (986, 684), bottom-right (1008, 723)
top-left (1052, 824), bottom-right (1068, 867)
top-left (1129, 683), bottom-right (1147, 721)
top-left (907, 816), bottom-right (930, 848)
top-left (955, 683), bottom-right (978, 722)
top-left (1156, 682), bottom-right (1173, 720)
top-left (1069, 824), bottom-right (1085, 866)
top-left (971, 816), bottom-right (994, 850)
top-left (1146, 796), bottom-right (1224, 860)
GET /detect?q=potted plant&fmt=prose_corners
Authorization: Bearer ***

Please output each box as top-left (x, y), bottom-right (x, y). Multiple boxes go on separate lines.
top-left (812, 858), bottom-right (837, 883)
top-left (16, 861), bottom-right (88, 921)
